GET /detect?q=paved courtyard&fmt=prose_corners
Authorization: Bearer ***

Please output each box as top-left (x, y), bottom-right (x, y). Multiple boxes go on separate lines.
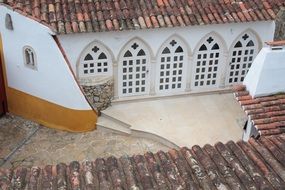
top-left (103, 92), bottom-right (247, 147)
top-left (0, 114), bottom-right (169, 169)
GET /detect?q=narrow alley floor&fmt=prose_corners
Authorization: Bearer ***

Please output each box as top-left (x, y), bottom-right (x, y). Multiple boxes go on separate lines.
top-left (0, 114), bottom-right (169, 169)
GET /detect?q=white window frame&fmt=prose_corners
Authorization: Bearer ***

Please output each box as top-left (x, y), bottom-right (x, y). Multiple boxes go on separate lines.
top-left (156, 38), bottom-right (187, 95)
top-left (78, 43), bottom-right (112, 78)
top-left (226, 32), bottom-right (259, 86)
top-left (23, 46), bottom-right (37, 70)
top-left (192, 36), bottom-right (223, 89)
top-left (118, 40), bottom-right (151, 98)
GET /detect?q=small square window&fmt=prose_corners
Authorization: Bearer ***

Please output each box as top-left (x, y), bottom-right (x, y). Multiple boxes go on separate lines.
top-left (104, 62), bottom-right (108, 66)
top-left (203, 54), bottom-right (207, 59)
top-left (98, 68), bottom-right (102, 72)
top-left (160, 78), bottom-right (164, 83)
top-left (136, 88), bottom-right (140, 92)
top-left (174, 56), bottom-right (178, 61)
top-left (167, 57), bottom-right (171, 62)
top-left (84, 64), bottom-right (88, 68)
top-left (103, 68), bottom-right (108, 72)
top-left (123, 61), bottom-right (127, 66)
top-left (97, 62), bottom-right (102, 67)
top-left (161, 57), bottom-right (165, 62)
top-left (136, 67), bottom-right (140, 72)
top-left (172, 84), bottom-right (176, 88)
top-left (142, 59), bottom-right (146, 64)
top-left (136, 60), bottom-right (140, 65)
top-left (129, 75), bottom-right (133, 79)
top-left (90, 69), bottom-right (94, 73)
top-left (177, 83), bottom-right (181, 88)
top-left (141, 87), bottom-right (145, 91)
top-left (179, 56), bottom-right (183, 61)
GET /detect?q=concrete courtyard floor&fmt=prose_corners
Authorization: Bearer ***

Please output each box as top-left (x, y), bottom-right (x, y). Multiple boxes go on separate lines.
top-left (103, 92), bottom-right (247, 147)
top-left (0, 114), bottom-right (169, 169)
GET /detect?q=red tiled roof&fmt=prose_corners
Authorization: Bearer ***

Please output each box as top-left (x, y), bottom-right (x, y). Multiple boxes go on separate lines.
top-left (1, 0), bottom-right (285, 34)
top-left (1, 135), bottom-right (285, 189)
top-left (234, 84), bottom-right (285, 136)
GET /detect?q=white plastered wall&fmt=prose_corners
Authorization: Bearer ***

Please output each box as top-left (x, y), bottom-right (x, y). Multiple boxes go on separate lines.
top-left (243, 46), bottom-right (285, 97)
top-left (58, 19), bottom-right (275, 97)
top-left (0, 5), bottom-right (91, 110)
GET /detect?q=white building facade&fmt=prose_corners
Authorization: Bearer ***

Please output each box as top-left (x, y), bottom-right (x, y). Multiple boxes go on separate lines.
top-left (58, 21), bottom-right (275, 100)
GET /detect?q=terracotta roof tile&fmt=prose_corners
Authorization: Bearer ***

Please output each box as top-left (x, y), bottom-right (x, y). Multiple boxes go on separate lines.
top-left (1, 135), bottom-right (285, 189)
top-left (1, 0), bottom-right (284, 34)
top-left (234, 84), bottom-right (285, 137)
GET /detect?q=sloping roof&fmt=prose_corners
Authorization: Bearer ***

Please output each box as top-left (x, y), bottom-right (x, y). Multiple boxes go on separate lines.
top-left (1, 135), bottom-right (285, 189)
top-left (1, 0), bottom-right (284, 34)
top-left (234, 84), bottom-right (285, 136)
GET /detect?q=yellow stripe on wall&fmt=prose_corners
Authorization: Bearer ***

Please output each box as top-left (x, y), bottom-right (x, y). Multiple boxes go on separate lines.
top-left (7, 87), bottom-right (97, 132)
top-left (0, 33), bottom-right (97, 132)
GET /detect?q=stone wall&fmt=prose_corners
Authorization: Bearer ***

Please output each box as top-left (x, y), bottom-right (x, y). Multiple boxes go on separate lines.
top-left (274, 8), bottom-right (285, 40)
top-left (81, 78), bottom-right (114, 112)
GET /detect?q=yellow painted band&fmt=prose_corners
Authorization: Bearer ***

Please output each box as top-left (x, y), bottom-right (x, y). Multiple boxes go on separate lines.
top-left (7, 87), bottom-right (97, 132)
top-left (0, 33), bottom-right (97, 132)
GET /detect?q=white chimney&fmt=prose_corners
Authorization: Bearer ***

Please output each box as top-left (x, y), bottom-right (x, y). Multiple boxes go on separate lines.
top-left (243, 41), bottom-right (285, 98)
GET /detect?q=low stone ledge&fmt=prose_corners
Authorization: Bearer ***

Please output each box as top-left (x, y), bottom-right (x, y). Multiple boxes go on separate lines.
top-left (80, 77), bottom-right (114, 112)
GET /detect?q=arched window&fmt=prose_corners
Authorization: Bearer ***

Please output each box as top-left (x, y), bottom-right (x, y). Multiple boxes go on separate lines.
top-left (156, 38), bottom-right (187, 94)
top-left (79, 43), bottom-right (112, 77)
top-left (193, 36), bottom-right (222, 88)
top-left (23, 46), bottom-right (37, 70)
top-left (119, 40), bottom-right (150, 97)
top-left (227, 33), bottom-right (258, 85)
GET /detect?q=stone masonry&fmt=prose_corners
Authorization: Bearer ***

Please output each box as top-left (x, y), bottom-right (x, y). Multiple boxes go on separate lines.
top-left (274, 8), bottom-right (285, 40)
top-left (81, 78), bottom-right (114, 112)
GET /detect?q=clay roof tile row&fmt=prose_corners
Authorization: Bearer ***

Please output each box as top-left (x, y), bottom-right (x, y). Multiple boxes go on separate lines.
top-left (1, 0), bottom-right (285, 34)
top-left (234, 84), bottom-right (285, 136)
top-left (1, 135), bottom-right (285, 189)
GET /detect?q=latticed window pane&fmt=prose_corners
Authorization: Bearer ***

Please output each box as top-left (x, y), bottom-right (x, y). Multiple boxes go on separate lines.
top-left (157, 39), bottom-right (186, 94)
top-left (193, 36), bottom-right (221, 88)
top-left (119, 41), bottom-right (150, 97)
top-left (227, 33), bottom-right (258, 85)
top-left (80, 44), bottom-right (112, 77)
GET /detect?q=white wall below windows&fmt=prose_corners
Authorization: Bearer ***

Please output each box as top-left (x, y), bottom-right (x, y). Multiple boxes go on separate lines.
top-left (58, 20), bottom-right (275, 98)
top-left (0, 6), bottom-right (91, 110)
